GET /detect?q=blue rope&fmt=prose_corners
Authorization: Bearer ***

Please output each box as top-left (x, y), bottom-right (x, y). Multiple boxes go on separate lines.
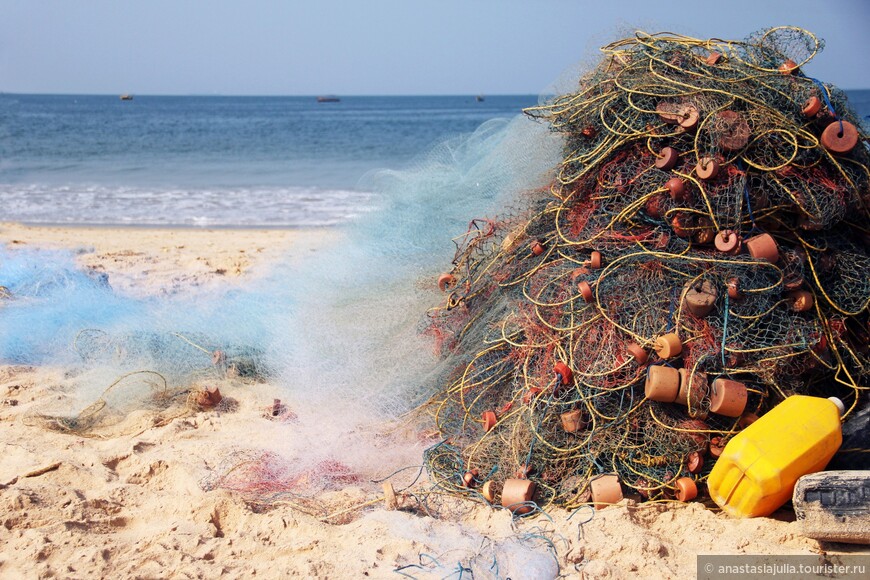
top-left (739, 166), bottom-right (757, 232)
top-left (371, 464), bottom-right (425, 487)
top-left (507, 501), bottom-right (543, 519)
top-left (734, 159), bottom-right (759, 234)
top-left (393, 566), bottom-right (421, 578)
top-left (451, 562), bottom-right (472, 579)
top-left (419, 554), bottom-right (441, 567)
top-left (807, 76), bottom-right (843, 134)
top-left (721, 292), bottom-right (730, 369)
top-left (567, 504), bottom-right (596, 524)
top-left (667, 286), bottom-right (677, 332)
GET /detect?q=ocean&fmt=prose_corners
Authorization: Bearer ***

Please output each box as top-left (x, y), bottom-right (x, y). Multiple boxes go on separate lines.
top-left (0, 94), bottom-right (539, 227)
top-left (1, 91), bottom-right (867, 228)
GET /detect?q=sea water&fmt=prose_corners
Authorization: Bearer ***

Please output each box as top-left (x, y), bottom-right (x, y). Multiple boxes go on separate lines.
top-left (2, 91), bottom-right (867, 228)
top-left (0, 94), bottom-right (539, 227)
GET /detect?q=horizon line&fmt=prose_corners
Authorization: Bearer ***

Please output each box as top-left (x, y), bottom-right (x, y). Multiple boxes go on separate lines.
top-left (3, 88), bottom-right (869, 98)
top-left (0, 91), bottom-right (551, 98)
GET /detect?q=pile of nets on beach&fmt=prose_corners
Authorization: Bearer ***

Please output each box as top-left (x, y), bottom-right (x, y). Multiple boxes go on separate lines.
top-left (422, 27), bottom-right (869, 512)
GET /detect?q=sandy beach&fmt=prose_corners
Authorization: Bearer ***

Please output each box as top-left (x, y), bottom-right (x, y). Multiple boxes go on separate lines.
top-left (0, 222), bottom-right (335, 297)
top-left (1, 222), bottom-right (862, 579)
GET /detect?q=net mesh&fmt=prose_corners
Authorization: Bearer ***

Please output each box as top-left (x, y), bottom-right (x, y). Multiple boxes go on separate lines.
top-left (422, 27), bottom-right (869, 511)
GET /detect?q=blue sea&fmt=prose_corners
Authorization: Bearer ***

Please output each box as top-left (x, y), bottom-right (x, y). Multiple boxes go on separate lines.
top-left (0, 91), bottom-right (867, 227)
top-left (0, 94), bottom-right (539, 227)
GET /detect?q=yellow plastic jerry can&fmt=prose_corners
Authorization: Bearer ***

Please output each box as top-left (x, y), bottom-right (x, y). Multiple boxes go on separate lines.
top-left (707, 395), bottom-right (843, 518)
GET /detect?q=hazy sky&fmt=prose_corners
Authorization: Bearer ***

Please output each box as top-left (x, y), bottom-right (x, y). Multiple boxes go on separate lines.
top-left (2, 0), bottom-right (868, 95)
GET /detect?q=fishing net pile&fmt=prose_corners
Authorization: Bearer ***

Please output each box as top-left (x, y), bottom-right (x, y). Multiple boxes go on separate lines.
top-left (422, 28), bottom-right (869, 512)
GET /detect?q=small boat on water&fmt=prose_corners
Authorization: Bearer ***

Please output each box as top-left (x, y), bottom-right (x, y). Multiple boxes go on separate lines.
top-left (476, 95), bottom-right (485, 102)
top-left (120, 94), bottom-right (133, 101)
top-left (317, 95), bottom-right (340, 103)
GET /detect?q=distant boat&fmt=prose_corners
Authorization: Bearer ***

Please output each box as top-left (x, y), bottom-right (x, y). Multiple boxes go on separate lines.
top-left (317, 96), bottom-right (340, 103)
top-left (120, 94), bottom-right (133, 101)
top-left (476, 95), bottom-right (485, 102)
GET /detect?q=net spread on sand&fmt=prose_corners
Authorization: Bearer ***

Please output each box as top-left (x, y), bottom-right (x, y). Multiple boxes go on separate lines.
top-left (422, 28), bottom-right (869, 511)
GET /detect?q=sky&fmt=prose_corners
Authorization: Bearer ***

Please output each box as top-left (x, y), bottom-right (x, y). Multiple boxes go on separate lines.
top-left (1, 0), bottom-right (868, 96)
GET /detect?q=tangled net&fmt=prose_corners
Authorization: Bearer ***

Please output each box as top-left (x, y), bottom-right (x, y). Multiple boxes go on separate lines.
top-left (21, 330), bottom-right (267, 438)
top-left (73, 329), bottom-right (271, 383)
top-left (422, 28), bottom-right (869, 512)
top-left (200, 449), bottom-right (362, 515)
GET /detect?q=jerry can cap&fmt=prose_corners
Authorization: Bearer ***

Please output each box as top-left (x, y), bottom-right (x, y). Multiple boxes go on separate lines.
top-left (827, 397), bottom-right (845, 416)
